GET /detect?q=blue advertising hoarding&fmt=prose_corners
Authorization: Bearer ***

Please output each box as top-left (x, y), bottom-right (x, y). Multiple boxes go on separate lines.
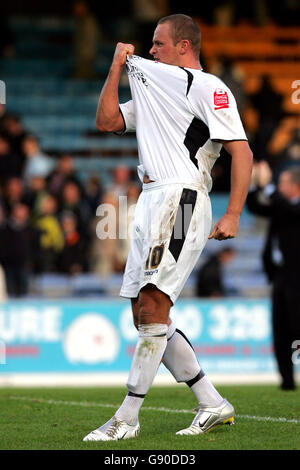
top-left (0, 298), bottom-right (287, 378)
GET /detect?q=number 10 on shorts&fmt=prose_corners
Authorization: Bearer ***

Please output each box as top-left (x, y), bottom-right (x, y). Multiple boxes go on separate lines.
top-left (145, 244), bottom-right (165, 270)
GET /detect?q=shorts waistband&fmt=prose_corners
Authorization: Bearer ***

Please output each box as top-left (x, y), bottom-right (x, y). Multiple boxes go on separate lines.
top-left (142, 178), bottom-right (208, 193)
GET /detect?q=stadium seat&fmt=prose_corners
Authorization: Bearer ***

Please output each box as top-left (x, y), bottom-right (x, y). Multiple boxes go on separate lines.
top-left (70, 274), bottom-right (108, 297)
top-left (31, 274), bottom-right (72, 298)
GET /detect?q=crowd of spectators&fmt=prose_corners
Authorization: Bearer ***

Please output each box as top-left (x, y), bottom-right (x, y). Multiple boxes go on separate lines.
top-left (0, 110), bottom-right (141, 297)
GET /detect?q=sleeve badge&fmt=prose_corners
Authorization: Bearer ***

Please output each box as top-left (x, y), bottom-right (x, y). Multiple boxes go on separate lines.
top-left (214, 89), bottom-right (229, 110)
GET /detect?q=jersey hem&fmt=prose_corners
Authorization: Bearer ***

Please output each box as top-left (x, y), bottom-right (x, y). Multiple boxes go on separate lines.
top-left (211, 138), bottom-right (248, 142)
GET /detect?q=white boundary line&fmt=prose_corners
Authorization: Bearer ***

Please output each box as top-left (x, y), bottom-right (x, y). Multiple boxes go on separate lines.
top-left (9, 396), bottom-right (300, 425)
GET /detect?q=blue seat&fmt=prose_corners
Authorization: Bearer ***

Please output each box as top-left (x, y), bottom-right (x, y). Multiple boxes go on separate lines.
top-left (32, 274), bottom-right (71, 297)
top-left (70, 273), bottom-right (108, 297)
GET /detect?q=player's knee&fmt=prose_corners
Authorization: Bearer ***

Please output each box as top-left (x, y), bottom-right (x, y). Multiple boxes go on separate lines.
top-left (138, 292), bottom-right (160, 323)
top-left (138, 284), bottom-right (171, 324)
top-left (138, 302), bottom-right (157, 324)
top-left (138, 304), bottom-right (169, 325)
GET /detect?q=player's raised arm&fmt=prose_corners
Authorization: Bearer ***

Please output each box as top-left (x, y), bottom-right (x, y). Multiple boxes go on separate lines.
top-left (209, 140), bottom-right (253, 241)
top-left (96, 42), bottom-right (135, 133)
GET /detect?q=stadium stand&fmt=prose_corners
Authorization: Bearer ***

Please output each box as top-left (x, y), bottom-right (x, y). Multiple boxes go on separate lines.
top-left (198, 21), bottom-right (300, 120)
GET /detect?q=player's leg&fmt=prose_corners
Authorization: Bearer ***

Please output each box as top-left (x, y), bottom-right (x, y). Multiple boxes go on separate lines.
top-left (163, 324), bottom-right (223, 406)
top-left (114, 285), bottom-right (170, 423)
top-left (107, 182), bottom-right (178, 431)
top-left (170, 324), bottom-right (235, 435)
top-left (131, 292), bottom-right (224, 409)
top-left (129, 291), bottom-right (232, 436)
top-left (171, 323), bottom-right (234, 436)
top-left (83, 195), bottom-right (146, 442)
top-left (83, 285), bottom-right (170, 442)
top-left (133, 184), bottom-right (233, 434)
top-left (163, 187), bottom-right (234, 434)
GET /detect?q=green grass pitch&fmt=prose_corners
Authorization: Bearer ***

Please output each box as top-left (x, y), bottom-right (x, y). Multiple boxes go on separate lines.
top-left (0, 384), bottom-right (299, 450)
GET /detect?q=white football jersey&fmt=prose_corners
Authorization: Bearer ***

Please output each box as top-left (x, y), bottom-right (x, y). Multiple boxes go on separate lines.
top-left (120, 55), bottom-right (247, 191)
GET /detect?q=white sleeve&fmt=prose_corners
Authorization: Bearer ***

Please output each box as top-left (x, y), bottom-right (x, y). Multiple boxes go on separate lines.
top-left (188, 78), bottom-right (247, 142)
top-left (119, 100), bottom-right (136, 133)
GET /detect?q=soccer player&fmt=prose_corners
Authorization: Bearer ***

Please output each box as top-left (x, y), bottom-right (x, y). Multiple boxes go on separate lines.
top-left (83, 14), bottom-right (253, 441)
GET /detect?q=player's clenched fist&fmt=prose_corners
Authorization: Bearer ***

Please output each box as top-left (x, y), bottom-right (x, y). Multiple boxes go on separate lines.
top-left (208, 213), bottom-right (240, 241)
top-left (112, 42), bottom-right (135, 67)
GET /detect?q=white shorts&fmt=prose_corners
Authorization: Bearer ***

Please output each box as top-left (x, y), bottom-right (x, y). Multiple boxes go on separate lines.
top-left (120, 180), bottom-right (212, 304)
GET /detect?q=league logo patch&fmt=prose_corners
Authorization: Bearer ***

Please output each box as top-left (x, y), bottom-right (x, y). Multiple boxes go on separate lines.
top-left (214, 89), bottom-right (229, 110)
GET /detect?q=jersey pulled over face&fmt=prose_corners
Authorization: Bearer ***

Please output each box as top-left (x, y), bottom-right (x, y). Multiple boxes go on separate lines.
top-left (120, 55), bottom-right (247, 191)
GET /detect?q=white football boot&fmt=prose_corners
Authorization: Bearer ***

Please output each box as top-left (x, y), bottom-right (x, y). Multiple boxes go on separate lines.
top-left (176, 398), bottom-right (234, 436)
top-left (83, 416), bottom-right (140, 442)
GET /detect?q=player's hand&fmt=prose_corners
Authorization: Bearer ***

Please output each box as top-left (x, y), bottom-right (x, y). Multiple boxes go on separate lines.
top-left (250, 160), bottom-right (259, 186)
top-left (208, 213), bottom-right (240, 241)
top-left (257, 160), bottom-right (272, 188)
top-left (112, 42), bottom-right (135, 67)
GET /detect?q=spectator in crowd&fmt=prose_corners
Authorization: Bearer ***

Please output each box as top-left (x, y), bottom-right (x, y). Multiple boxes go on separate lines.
top-left (58, 211), bottom-right (89, 275)
top-left (1, 113), bottom-right (28, 168)
top-left (108, 164), bottom-right (132, 197)
top-left (212, 0), bottom-right (235, 26)
top-left (247, 161), bottom-right (300, 390)
top-left (22, 135), bottom-right (55, 184)
top-left (266, 117), bottom-right (300, 170)
top-left (0, 134), bottom-right (23, 185)
top-left (72, 0), bottom-right (101, 79)
top-left (196, 247), bottom-right (236, 298)
top-left (23, 175), bottom-right (49, 219)
top-left (93, 176), bottom-right (141, 276)
top-left (84, 175), bottom-right (103, 213)
top-left (250, 76), bottom-right (285, 161)
top-left (47, 154), bottom-right (81, 196)
top-left (3, 177), bottom-right (26, 216)
top-left (280, 127), bottom-right (300, 164)
top-left (212, 0), bottom-right (271, 26)
top-left (90, 190), bottom-right (120, 277)
top-left (0, 203), bottom-right (40, 297)
top-left (132, 0), bottom-right (169, 57)
top-left (271, 123), bottom-right (300, 182)
top-left (34, 194), bottom-right (64, 273)
top-left (118, 181), bottom-right (141, 264)
top-left (59, 180), bottom-right (92, 240)
top-left (0, 13), bottom-right (15, 58)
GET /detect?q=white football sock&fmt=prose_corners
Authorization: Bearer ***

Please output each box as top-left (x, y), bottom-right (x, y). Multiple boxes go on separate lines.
top-left (163, 322), bottom-right (223, 407)
top-left (190, 375), bottom-right (223, 408)
top-left (115, 322), bottom-right (168, 425)
top-left (162, 323), bottom-right (201, 382)
top-left (114, 394), bottom-right (144, 426)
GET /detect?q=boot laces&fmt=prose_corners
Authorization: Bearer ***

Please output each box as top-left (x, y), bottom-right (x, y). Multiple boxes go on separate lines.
top-left (106, 418), bottom-right (123, 439)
